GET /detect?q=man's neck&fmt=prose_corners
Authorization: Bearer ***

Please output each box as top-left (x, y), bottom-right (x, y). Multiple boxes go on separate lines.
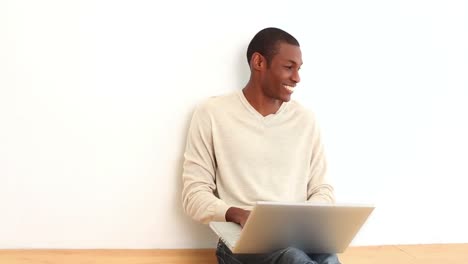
top-left (242, 85), bottom-right (283, 117)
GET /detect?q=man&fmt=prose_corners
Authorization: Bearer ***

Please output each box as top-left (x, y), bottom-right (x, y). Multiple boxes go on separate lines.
top-left (182, 27), bottom-right (341, 264)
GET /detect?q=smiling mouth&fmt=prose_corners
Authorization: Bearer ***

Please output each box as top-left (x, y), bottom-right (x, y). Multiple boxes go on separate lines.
top-left (283, 85), bottom-right (295, 93)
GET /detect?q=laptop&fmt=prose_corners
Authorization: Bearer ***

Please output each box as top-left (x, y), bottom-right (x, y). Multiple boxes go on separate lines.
top-left (209, 201), bottom-right (374, 254)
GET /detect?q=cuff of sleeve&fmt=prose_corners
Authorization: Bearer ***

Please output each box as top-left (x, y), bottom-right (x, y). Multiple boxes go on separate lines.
top-left (213, 200), bottom-right (230, 222)
top-left (307, 194), bottom-right (335, 204)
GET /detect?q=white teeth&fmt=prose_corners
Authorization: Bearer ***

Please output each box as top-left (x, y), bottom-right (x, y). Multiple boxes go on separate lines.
top-left (284, 85), bottom-right (295, 92)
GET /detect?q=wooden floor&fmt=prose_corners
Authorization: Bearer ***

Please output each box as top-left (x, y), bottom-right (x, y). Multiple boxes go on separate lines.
top-left (0, 244), bottom-right (467, 264)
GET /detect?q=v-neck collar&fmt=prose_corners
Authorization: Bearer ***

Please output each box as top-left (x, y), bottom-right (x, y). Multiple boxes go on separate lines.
top-left (237, 90), bottom-right (288, 123)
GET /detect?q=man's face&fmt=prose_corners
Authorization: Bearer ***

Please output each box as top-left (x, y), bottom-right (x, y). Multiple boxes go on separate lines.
top-left (261, 43), bottom-right (302, 102)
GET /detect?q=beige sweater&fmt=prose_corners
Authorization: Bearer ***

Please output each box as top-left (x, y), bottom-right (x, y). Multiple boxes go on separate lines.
top-left (182, 90), bottom-right (335, 224)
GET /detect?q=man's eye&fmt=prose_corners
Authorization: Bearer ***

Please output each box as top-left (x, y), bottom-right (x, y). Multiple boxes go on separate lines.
top-left (284, 66), bottom-right (293, 70)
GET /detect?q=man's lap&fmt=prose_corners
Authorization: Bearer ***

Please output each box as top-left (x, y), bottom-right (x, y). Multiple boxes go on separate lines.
top-left (215, 240), bottom-right (341, 264)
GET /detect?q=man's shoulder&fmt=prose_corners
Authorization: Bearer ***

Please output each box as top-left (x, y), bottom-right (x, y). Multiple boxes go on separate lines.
top-left (287, 99), bottom-right (318, 120)
top-left (195, 91), bottom-right (239, 113)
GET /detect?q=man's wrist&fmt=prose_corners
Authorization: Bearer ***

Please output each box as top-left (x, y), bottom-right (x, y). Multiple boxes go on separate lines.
top-left (225, 207), bottom-right (246, 224)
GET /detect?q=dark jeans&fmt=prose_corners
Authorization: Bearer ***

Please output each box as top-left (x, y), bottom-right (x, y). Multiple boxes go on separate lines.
top-left (216, 240), bottom-right (341, 264)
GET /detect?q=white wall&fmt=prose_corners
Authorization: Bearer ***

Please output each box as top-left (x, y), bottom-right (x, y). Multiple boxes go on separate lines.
top-left (0, 0), bottom-right (467, 249)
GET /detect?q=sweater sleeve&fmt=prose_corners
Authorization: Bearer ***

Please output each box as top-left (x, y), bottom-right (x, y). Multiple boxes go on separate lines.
top-left (181, 105), bottom-right (230, 224)
top-left (306, 116), bottom-right (336, 204)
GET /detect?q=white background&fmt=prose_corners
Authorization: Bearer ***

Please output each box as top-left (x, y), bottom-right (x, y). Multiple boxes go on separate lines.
top-left (1, 0), bottom-right (467, 249)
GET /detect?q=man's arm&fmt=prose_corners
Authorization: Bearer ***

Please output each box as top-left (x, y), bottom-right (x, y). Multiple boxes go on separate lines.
top-left (225, 207), bottom-right (250, 227)
top-left (182, 105), bottom-right (230, 223)
top-left (307, 117), bottom-right (335, 203)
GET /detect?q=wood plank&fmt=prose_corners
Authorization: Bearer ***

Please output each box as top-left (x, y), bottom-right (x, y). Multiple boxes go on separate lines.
top-left (0, 249), bottom-right (217, 264)
top-left (338, 245), bottom-right (415, 264)
top-left (0, 244), bottom-right (467, 264)
top-left (397, 244), bottom-right (468, 264)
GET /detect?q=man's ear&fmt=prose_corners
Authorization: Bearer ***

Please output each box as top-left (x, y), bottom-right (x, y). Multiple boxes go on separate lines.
top-left (251, 52), bottom-right (266, 71)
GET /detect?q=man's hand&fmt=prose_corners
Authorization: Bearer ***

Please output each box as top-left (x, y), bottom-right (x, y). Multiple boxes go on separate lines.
top-left (225, 207), bottom-right (250, 227)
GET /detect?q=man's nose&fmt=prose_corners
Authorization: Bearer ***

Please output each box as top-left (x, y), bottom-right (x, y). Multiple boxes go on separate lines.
top-left (292, 70), bottom-right (300, 83)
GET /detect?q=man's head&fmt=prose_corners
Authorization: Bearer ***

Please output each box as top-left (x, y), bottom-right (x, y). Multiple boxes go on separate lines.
top-left (247, 27), bottom-right (300, 66)
top-left (247, 27), bottom-right (302, 102)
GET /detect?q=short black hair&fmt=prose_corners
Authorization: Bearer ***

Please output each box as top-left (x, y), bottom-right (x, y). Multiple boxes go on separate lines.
top-left (246, 27), bottom-right (300, 66)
